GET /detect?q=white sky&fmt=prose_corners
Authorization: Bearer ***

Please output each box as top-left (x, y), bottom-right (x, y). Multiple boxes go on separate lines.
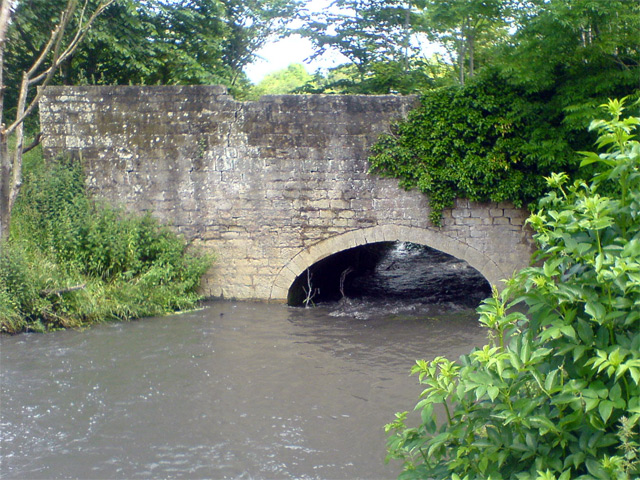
top-left (244, 34), bottom-right (347, 84)
top-left (244, 0), bottom-right (347, 84)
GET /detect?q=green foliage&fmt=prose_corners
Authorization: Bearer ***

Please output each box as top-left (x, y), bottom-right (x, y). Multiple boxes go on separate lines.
top-left (296, 0), bottom-right (638, 103)
top-left (249, 63), bottom-right (315, 99)
top-left (1, 152), bottom-right (212, 333)
top-left (221, 0), bottom-right (299, 86)
top-left (369, 71), bottom-right (579, 224)
top-left (384, 99), bottom-right (640, 479)
top-left (495, 0), bottom-right (640, 130)
top-left (420, 0), bottom-right (510, 85)
top-left (297, 0), bottom-right (414, 75)
top-left (3, 0), bottom-right (299, 115)
top-left (298, 59), bottom-right (437, 95)
top-left (296, 0), bottom-right (439, 94)
top-left (367, 0), bottom-right (639, 220)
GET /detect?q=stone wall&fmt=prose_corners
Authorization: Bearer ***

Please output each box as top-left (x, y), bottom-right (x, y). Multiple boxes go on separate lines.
top-left (39, 85), bottom-right (535, 300)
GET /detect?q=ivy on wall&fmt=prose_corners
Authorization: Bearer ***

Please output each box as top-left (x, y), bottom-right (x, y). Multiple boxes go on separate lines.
top-left (368, 72), bottom-right (582, 225)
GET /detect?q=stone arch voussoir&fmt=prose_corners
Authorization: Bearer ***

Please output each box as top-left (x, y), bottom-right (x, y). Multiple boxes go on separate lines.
top-left (269, 224), bottom-right (505, 302)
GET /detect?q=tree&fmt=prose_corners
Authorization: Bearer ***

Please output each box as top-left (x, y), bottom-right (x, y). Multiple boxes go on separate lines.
top-left (221, 0), bottom-right (300, 87)
top-left (368, 0), bottom-right (639, 220)
top-left (297, 0), bottom-right (420, 81)
top-left (250, 63), bottom-right (314, 98)
top-left (0, 0), bottom-right (116, 242)
top-left (495, 0), bottom-right (640, 127)
top-left (3, 0), bottom-right (301, 106)
top-left (420, 0), bottom-right (509, 85)
top-left (4, 0), bottom-right (232, 93)
top-left (295, 0), bottom-right (444, 94)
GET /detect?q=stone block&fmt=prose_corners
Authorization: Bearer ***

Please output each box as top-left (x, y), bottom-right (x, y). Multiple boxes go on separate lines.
top-left (451, 209), bottom-right (471, 218)
top-left (470, 209), bottom-right (490, 218)
top-left (456, 217), bottom-right (484, 226)
top-left (470, 228), bottom-right (488, 238)
top-left (329, 199), bottom-right (350, 209)
top-left (504, 208), bottom-right (526, 219)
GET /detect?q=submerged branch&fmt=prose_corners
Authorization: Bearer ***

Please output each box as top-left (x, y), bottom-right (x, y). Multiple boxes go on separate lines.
top-left (40, 283), bottom-right (86, 297)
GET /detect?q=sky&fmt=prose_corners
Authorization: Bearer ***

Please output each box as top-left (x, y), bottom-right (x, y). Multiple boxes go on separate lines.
top-left (243, 0), bottom-right (347, 84)
top-left (244, 35), bottom-right (344, 84)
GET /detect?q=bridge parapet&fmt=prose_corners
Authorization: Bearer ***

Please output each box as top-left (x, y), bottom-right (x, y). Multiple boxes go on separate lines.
top-left (40, 86), bottom-right (534, 300)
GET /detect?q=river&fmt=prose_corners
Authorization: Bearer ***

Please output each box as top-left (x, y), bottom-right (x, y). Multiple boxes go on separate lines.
top-left (1, 243), bottom-right (490, 479)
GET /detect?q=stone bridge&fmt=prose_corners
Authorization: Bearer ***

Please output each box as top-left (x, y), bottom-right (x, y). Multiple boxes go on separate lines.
top-left (39, 86), bottom-right (534, 302)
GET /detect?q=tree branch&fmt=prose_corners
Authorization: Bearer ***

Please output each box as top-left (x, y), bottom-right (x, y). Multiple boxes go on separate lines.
top-left (26, 0), bottom-right (73, 79)
top-left (22, 132), bottom-right (42, 154)
top-left (5, 0), bottom-right (116, 136)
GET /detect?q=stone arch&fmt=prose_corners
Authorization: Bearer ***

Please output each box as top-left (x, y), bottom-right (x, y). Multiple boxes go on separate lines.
top-left (269, 224), bottom-right (505, 301)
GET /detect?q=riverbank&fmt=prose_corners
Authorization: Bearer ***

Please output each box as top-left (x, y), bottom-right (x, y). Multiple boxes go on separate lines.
top-left (0, 149), bottom-right (211, 334)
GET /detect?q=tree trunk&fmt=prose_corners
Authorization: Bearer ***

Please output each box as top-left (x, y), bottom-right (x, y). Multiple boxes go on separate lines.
top-left (0, 0), bottom-right (14, 244)
top-left (1, 71), bottom-right (29, 242)
top-left (458, 39), bottom-right (466, 85)
top-left (468, 32), bottom-right (475, 78)
top-left (0, 132), bottom-right (10, 243)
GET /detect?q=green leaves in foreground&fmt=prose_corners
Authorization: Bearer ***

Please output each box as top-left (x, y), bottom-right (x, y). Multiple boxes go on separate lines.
top-left (385, 98), bottom-right (640, 479)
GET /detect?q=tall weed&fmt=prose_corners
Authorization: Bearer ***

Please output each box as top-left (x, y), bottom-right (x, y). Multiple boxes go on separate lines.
top-left (1, 151), bottom-right (211, 333)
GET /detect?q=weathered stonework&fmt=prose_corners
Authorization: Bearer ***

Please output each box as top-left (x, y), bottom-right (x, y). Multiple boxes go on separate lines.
top-left (39, 85), bottom-right (535, 301)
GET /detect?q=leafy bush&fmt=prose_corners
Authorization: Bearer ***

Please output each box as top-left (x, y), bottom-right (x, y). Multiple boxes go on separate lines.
top-left (368, 71), bottom-right (585, 225)
top-left (385, 99), bottom-right (640, 479)
top-left (1, 153), bottom-right (212, 333)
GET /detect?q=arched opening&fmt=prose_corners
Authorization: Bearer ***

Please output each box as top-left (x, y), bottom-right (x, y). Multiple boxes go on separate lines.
top-left (269, 224), bottom-right (507, 302)
top-left (287, 241), bottom-right (491, 307)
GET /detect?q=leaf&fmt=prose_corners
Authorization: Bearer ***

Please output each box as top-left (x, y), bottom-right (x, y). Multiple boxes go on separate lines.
top-left (584, 301), bottom-right (606, 322)
top-left (545, 369), bottom-right (559, 392)
top-left (488, 385), bottom-right (500, 401)
top-left (558, 471), bottom-right (571, 480)
top-left (530, 415), bottom-right (558, 434)
top-left (559, 324), bottom-right (576, 340)
top-left (622, 238), bottom-right (640, 257)
top-left (584, 396), bottom-right (600, 412)
top-left (598, 400), bottom-right (614, 423)
top-left (579, 151), bottom-right (611, 168)
top-left (585, 458), bottom-right (609, 480)
top-left (576, 319), bottom-right (594, 344)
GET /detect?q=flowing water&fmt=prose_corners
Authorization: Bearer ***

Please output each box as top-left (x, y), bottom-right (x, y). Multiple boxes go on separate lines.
top-left (1, 244), bottom-right (490, 479)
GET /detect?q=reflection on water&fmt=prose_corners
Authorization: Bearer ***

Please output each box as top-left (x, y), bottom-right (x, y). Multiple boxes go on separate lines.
top-left (1, 300), bottom-right (487, 479)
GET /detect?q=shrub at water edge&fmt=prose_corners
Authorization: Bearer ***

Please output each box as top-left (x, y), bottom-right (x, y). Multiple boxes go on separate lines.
top-left (385, 99), bottom-right (640, 479)
top-left (0, 154), bottom-right (212, 333)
